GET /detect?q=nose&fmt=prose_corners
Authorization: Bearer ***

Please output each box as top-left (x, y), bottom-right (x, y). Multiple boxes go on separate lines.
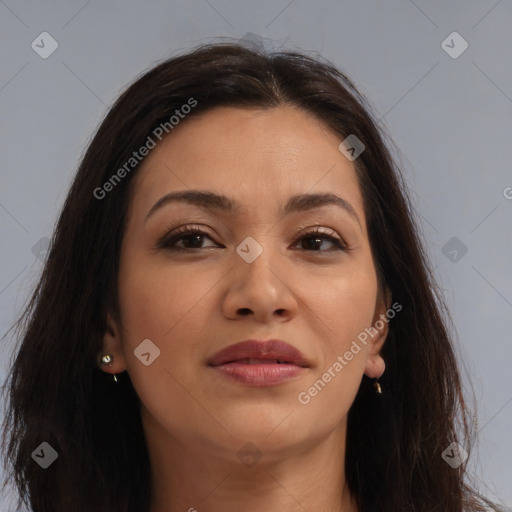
top-left (222, 243), bottom-right (299, 324)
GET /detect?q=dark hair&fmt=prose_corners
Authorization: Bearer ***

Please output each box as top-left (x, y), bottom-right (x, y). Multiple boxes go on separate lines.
top-left (1, 41), bottom-right (505, 512)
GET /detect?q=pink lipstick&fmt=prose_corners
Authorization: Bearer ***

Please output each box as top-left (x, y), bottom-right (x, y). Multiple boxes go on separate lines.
top-left (208, 339), bottom-right (309, 387)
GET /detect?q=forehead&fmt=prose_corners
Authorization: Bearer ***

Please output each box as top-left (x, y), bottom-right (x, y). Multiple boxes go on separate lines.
top-left (128, 105), bottom-right (365, 223)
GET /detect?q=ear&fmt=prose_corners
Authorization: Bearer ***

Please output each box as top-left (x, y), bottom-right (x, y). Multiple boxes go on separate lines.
top-left (363, 284), bottom-right (392, 379)
top-left (97, 312), bottom-right (128, 375)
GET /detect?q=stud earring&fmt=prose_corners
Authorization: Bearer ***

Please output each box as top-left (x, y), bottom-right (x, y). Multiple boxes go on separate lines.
top-left (100, 354), bottom-right (118, 383)
top-left (101, 354), bottom-right (113, 365)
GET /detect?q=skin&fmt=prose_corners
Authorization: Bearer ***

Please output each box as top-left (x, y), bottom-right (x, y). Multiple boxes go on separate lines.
top-left (99, 105), bottom-right (391, 512)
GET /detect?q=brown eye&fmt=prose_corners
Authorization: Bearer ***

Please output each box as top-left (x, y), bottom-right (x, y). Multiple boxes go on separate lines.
top-left (293, 227), bottom-right (347, 252)
top-left (157, 226), bottom-right (218, 251)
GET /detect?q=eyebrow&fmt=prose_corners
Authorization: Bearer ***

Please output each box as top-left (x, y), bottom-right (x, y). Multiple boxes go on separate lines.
top-left (144, 189), bottom-right (362, 228)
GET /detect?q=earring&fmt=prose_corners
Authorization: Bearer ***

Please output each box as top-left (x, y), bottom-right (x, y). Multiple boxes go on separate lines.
top-left (100, 354), bottom-right (118, 383)
top-left (373, 377), bottom-right (382, 395)
top-left (101, 354), bottom-right (113, 365)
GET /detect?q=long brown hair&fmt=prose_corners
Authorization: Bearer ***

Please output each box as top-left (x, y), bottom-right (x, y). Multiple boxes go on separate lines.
top-left (1, 42), bottom-right (505, 512)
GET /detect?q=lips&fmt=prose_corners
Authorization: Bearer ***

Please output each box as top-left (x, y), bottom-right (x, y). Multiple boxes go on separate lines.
top-left (207, 339), bottom-right (309, 387)
top-left (207, 339), bottom-right (309, 367)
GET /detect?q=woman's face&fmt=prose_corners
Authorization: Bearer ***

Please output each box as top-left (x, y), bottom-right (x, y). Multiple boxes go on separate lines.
top-left (102, 105), bottom-right (389, 463)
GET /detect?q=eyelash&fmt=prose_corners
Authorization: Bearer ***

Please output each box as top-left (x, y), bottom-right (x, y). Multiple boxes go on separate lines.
top-left (156, 224), bottom-right (348, 253)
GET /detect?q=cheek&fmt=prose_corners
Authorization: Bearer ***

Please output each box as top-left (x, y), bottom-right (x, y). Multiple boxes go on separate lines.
top-left (115, 262), bottom-right (213, 432)
top-left (295, 278), bottom-right (374, 423)
top-left (116, 257), bottom-right (222, 390)
top-left (117, 255), bottom-right (219, 341)
top-left (301, 265), bottom-right (378, 353)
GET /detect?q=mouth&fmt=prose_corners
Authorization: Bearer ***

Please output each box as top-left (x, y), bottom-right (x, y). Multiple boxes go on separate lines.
top-left (207, 339), bottom-right (310, 387)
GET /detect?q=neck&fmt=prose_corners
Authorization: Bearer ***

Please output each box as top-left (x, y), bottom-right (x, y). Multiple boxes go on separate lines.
top-left (144, 412), bottom-right (359, 512)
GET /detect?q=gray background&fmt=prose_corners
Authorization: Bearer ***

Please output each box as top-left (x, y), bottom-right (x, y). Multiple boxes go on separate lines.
top-left (1, 1), bottom-right (511, 510)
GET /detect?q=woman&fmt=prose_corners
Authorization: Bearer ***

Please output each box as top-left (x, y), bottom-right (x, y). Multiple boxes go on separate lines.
top-left (1, 42), bottom-right (505, 512)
